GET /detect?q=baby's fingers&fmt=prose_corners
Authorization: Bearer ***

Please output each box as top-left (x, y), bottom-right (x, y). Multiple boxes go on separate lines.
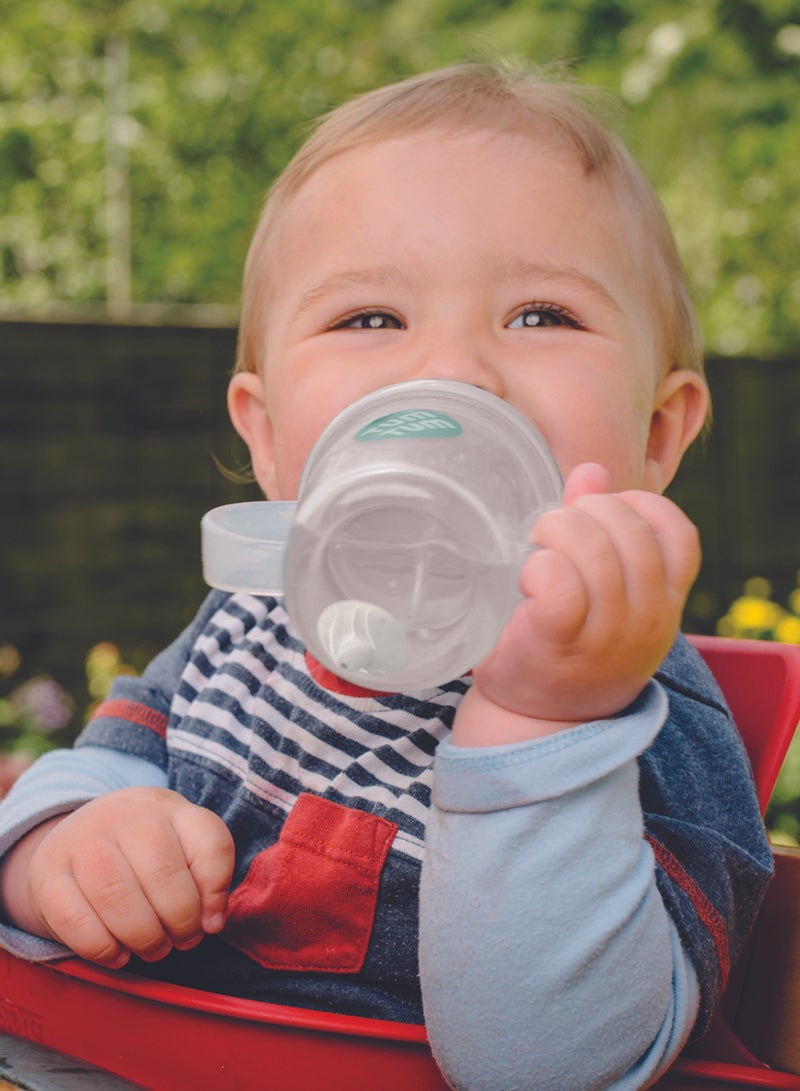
top-left (127, 800), bottom-right (234, 947)
top-left (616, 489), bottom-right (702, 596)
top-left (33, 858), bottom-right (135, 970)
top-left (561, 462), bottom-right (610, 506)
top-left (518, 546), bottom-right (590, 643)
top-left (70, 832), bottom-right (195, 963)
top-left (30, 791), bottom-right (235, 966)
top-left (172, 803), bottom-right (235, 936)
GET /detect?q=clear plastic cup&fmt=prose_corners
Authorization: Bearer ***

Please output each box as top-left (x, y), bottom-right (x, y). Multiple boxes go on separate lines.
top-left (202, 379), bottom-right (563, 691)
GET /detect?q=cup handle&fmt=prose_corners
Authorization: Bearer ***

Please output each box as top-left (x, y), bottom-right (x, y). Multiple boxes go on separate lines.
top-left (201, 501), bottom-right (296, 595)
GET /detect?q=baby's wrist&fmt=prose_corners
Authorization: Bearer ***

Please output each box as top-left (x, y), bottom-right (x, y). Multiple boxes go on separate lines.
top-left (0, 815), bottom-right (63, 937)
top-left (451, 686), bottom-right (580, 748)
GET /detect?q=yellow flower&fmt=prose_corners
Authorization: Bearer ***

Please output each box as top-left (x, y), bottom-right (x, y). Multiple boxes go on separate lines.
top-left (719, 595), bottom-right (785, 637)
top-left (744, 576), bottom-right (773, 599)
top-left (86, 643), bottom-right (123, 700)
top-left (84, 642), bottom-right (137, 705)
top-left (0, 645), bottom-right (21, 678)
top-left (789, 588), bottom-right (800, 617)
top-left (775, 615), bottom-right (800, 645)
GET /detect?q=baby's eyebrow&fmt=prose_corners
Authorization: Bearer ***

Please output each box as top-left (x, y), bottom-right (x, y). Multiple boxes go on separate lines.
top-left (291, 259), bottom-right (621, 321)
top-left (495, 258), bottom-right (622, 313)
top-left (292, 266), bottom-right (411, 321)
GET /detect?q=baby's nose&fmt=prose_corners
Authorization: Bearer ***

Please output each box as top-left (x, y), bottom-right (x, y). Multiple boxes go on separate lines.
top-left (410, 343), bottom-right (505, 398)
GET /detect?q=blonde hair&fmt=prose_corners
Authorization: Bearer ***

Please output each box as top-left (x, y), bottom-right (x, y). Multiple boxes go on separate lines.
top-left (235, 61), bottom-right (704, 385)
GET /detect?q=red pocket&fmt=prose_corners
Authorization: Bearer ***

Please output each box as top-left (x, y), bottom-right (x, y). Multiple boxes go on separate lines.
top-left (224, 793), bottom-right (398, 973)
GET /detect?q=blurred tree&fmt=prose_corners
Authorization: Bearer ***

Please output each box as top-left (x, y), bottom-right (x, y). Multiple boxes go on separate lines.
top-left (0, 0), bottom-right (798, 358)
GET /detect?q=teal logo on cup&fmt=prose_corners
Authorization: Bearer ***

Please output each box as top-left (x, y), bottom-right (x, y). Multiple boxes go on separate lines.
top-left (355, 409), bottom-right (462, 441)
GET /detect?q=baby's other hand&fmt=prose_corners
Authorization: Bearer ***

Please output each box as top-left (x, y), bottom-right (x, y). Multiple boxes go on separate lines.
top-left (17, 788), bottom-right (234, 969)
top-left (458, 464), bottom-right (700, 744)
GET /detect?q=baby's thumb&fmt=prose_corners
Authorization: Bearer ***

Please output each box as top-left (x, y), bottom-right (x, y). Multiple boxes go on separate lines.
top-left (561, 462), bottom-right (611, 506)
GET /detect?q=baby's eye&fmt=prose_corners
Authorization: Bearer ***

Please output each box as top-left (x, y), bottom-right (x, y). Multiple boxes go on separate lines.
top-left (508, 305), bottom-right (580, 329)
top-left (335, 311), bottom-right (404, 330)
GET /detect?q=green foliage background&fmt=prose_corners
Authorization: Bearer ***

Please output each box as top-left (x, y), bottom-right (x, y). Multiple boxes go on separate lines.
top-left (1, 0), bottom-right (799, 358)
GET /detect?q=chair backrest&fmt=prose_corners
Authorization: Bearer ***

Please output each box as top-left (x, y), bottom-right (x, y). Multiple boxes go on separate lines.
top-left (688, 635), bottom-right (800, 815)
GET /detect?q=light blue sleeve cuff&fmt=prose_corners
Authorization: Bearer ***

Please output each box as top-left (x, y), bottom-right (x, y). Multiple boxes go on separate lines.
top-left (433, 679), bottom-right (667, 810)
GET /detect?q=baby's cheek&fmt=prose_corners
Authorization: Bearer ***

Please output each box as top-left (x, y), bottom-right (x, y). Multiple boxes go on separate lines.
top-left (271, 427), bottom-right (316, 500)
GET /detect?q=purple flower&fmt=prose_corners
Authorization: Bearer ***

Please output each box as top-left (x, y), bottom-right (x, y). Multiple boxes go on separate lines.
top-left (12, 678), bottom-right (73, 732)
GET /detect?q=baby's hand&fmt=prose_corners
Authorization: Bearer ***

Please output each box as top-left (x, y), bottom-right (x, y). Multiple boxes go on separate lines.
top-left (4, 788), bottom-right (234, 969)
top-left (456, 464), bottom-right (700, 745)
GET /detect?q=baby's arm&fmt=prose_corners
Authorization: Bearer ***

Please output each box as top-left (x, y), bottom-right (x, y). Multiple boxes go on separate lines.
top-left (1, 786), bottom-right (234, 969)
top-left (420, 466), bottom-right (705, 1088)
top-left (458, 463), bottom-right (701, 744)
top-left (420, 695), bottom-right (699, 1091)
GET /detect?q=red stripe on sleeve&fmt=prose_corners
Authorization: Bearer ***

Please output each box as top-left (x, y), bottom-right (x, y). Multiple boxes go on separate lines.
top-left (646, 833), bottom-right (730, 988)
top-left (92, 699), bottom-right (169, 739)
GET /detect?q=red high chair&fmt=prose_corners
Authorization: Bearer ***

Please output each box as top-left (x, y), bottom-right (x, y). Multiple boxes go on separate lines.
top-left (0, 636), bottom-right (798, 1091)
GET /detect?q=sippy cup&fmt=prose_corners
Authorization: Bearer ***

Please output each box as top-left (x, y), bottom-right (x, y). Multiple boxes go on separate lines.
top-left (202, 379), bottom-right (563, 692)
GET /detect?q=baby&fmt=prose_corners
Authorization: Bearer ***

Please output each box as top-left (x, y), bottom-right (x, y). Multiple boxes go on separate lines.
top-left (0, 63), bottom-right (771, 1090)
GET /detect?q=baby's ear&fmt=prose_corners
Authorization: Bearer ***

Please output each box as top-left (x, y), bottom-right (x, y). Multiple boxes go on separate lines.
top-left (227, 372), bottom-right (279, 498)
top-left (644, 369), bottom-right (710, 493)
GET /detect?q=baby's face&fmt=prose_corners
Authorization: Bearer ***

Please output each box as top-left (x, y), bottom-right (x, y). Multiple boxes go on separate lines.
top-left (235, 127), bottom-right (698, 500)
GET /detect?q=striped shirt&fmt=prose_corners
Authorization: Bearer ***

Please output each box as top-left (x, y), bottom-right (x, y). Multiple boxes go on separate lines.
top-left (66, 589), bottom-right (772, 1036)
top-left (162, 593), bottom-right (470, 864)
